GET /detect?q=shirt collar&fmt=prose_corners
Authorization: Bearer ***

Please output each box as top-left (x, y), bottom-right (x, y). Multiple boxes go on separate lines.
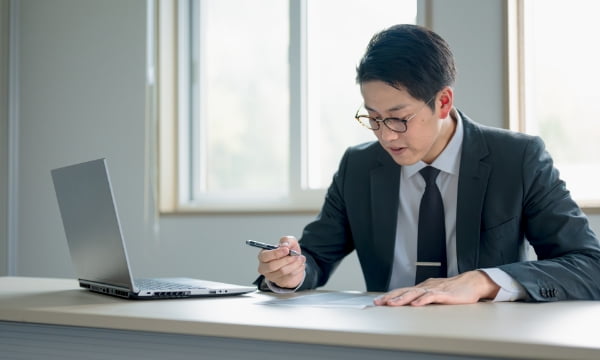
top-left (404, 108), bottom-right (464, 178)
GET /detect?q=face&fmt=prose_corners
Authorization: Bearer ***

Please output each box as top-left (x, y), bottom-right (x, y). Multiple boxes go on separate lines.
top-left (359, 81), bottom-right (455, 166)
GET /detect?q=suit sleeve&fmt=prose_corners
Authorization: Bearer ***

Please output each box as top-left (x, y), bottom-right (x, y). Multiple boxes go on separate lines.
top-left (498, 136), bottom-right (600, 301)
top-left (252, 148), bottom-right (355, 291)
top-left (296, 149), bottom-right (356, 290)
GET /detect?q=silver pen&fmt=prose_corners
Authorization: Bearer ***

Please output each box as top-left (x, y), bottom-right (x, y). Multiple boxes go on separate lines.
top-left (245, 239), bottom-right (300, 256)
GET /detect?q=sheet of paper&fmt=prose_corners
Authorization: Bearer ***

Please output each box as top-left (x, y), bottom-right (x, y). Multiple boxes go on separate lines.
top-left (261, 292), bottom-right (378, 309)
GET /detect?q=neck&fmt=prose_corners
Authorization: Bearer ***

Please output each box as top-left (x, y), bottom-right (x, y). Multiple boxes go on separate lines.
top-left (422, 109), bottom-right (457, 164)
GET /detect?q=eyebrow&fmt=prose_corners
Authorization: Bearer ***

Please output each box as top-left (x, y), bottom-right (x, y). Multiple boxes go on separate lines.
top-left (364, 103), bottom-right (410, 115)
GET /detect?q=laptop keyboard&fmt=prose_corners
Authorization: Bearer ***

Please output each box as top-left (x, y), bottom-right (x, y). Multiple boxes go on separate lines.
top-left (135, 278), bottom-right (206, 290)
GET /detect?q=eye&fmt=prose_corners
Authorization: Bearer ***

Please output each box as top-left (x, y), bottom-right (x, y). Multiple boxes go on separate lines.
top-left (386, 117), bottom-right (408, 124)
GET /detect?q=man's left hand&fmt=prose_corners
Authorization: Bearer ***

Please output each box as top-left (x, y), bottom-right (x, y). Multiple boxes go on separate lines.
top-left (374, 270), bottom-right (500, 306)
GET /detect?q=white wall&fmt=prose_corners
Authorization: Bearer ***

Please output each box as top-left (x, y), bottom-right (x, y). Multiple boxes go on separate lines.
top-left (13, 0), bottom-right (148, 277)
top-left (431, 0), bottom-right (508, 128)
top-left (5, 0), bottom-right (600, 290)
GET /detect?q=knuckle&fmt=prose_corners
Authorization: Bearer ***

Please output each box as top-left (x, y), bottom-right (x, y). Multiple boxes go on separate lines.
top-left (260, 260), bottom-right (280, 274)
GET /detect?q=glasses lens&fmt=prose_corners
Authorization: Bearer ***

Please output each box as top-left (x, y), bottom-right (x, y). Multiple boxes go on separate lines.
top-left (384, 118), bottom-right (407, 132)
top-left (356, 115), bottom-right (377, 130)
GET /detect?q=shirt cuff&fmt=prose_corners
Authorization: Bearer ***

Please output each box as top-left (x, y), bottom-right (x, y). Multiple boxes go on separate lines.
top-left (264, 271), bottom-right (306, 293)
top-left (480, 268), bottom-right (526, 302)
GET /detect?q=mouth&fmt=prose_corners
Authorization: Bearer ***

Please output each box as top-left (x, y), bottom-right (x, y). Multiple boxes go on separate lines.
top-left (388, 146), bottom-right (407, 154)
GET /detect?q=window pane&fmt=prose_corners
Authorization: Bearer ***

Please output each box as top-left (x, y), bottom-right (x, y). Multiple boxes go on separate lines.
top-left (523, 0), bottom-right (600, 203)
top-left (191, 0), bottom-right (289, 197)
top-left (305, 0), bottom-right (417, 189)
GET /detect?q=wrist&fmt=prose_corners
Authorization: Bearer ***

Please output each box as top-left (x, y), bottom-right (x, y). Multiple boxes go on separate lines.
top-left (266, 270), bottom-right (306, 293)
top-left (475, 270), bottom-right (500, 300)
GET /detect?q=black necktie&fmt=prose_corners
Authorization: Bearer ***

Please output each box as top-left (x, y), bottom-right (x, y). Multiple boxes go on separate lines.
top-left (415, 166), bottom-right (447, 284)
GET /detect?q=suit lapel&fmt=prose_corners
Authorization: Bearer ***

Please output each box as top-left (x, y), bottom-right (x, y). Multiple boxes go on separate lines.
top-left (456, 112), bottom-right (490, 272)
top-left (370, 151), bottom-right (400, 289)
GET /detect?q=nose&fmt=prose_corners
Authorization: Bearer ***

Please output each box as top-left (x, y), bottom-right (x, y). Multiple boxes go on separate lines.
top-left (378, 124), bottom-right (402, 142)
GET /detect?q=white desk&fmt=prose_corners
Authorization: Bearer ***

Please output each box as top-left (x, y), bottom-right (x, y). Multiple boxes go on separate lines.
top-left (1, 276), bottom-right (599, 360)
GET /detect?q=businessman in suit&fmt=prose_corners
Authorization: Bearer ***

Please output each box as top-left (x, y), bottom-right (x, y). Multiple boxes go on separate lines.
top-left (255, 24), bottom-right (600, 305)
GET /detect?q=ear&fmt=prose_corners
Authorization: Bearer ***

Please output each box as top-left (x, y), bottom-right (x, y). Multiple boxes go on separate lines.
top-left (437, 86), bottom-right (454, 119)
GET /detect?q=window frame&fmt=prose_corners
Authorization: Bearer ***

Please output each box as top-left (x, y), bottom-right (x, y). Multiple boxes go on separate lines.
top-left (507, 0), bottom-right (600, 213)
top-left (158, 0), bottom-right (425, 214)
top-left (160, 0), bottom-right (327, 214)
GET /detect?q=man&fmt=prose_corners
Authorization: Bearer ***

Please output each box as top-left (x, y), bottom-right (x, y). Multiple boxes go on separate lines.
top-left (255, 24), bottom-right (600, 306)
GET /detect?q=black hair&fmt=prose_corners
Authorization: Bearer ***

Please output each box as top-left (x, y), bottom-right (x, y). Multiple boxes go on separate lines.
top-left (356, 24), bottom-right (456, 109)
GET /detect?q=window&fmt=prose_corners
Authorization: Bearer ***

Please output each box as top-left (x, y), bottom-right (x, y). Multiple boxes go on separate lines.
top-left (510, 0), bottom-right (600, 208)
top-left (159, 0), bottom-right (419, 213)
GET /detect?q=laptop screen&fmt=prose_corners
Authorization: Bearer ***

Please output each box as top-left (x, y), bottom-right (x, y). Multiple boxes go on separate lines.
top-left (51, 159), bottom-right (134, 290)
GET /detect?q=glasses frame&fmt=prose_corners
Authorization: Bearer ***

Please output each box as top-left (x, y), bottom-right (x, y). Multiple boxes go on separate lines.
top-left (355, 97), bottom-right (435, 133)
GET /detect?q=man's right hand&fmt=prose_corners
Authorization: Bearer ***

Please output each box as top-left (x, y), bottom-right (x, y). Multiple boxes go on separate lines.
top-left (257, 236), bottom-right (305, 289)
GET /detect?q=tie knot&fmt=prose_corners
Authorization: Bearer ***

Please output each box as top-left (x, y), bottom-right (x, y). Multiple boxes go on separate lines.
top-left (420, 166), bottom-right (440, 185)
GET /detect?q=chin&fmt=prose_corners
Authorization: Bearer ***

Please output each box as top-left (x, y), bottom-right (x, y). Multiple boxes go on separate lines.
top-left (388, 153), bottom-right (420, 166)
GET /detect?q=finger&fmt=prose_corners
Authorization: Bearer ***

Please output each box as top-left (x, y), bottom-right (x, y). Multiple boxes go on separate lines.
top-left (258, 254), bottom-right (294, 274)
top-left (387, 287), bottom-right (431, 306)
top-left (265, 256), bottom-right (306, 288)
top-left (410, 288), bottom-right (465, 306)
top-left (408, 289), bottom-right (439, 306)
top-left (279, 236), bottom-right (301, 253)
top-left (257, 247), bottom-right (293, 263)
top-left (258, 253), bottom-right (305, 277)
top-left (272, 236), bottom-right (300, 256)
top-left (374, 289), bottom-right (407, 305)
top-left (269, 256), bottom-right (305, 279)
top-left (374, 287), bottom-right (429, 306)
top-left (279, 235), bottom-right (298, 247)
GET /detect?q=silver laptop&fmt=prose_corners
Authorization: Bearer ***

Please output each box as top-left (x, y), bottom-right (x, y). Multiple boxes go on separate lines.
top-left (51, 158), bottom-right (256, 299)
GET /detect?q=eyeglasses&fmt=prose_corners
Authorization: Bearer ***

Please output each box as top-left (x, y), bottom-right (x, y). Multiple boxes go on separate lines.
top-left (355, 97), bottom-right (435, 133)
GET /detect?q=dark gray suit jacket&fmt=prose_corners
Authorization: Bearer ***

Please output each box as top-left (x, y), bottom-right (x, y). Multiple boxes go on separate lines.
top-left (294, 110), bottom-right (600, 301)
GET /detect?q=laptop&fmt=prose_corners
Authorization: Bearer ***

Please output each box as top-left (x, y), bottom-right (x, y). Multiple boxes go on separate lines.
top-left (51, 158), bottom-right (256, 299)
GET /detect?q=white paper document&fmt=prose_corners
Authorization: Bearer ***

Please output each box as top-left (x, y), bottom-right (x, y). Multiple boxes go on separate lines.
top-left (261, 292), bottom-right (377, 309)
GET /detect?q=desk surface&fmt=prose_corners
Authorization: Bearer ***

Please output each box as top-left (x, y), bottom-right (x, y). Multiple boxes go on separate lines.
top-left (1, 276), bottom-right (599, 359)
